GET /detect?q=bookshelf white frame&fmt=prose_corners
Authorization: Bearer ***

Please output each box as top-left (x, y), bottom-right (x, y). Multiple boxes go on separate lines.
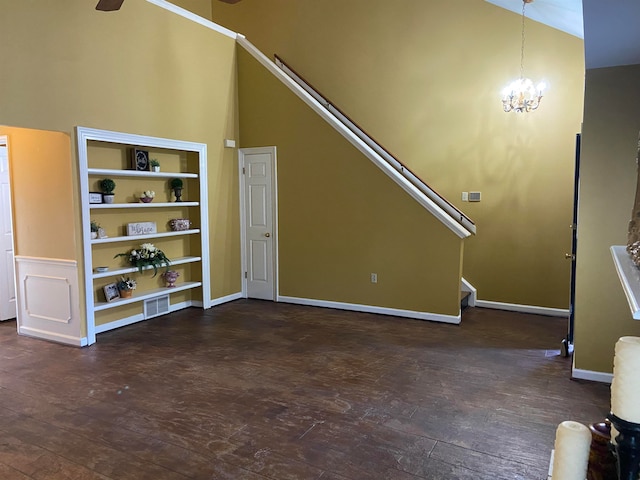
top-left (76, 126), bottom-right (210, 345)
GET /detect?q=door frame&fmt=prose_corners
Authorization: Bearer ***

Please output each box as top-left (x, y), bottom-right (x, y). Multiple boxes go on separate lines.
top-left (0, 135), bottom-right (17, 322)
top-left (238, 146), bottom-right (279, 300)
top-left (565, 132), bottom-right (581, 357)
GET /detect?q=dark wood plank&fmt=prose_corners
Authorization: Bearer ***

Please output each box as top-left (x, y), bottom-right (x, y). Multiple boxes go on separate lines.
top-left (0, 302), bottom-right (610, 479)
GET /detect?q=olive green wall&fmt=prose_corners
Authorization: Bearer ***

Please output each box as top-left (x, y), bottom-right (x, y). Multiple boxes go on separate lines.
top-left (238, 49), bottom-right (463, 316)
top-left (0, 0), bottom-right (241, 302)
top-left (213, 0), bottom-right (585, 309)
top-left (574, 64), bottom-right (640, 373)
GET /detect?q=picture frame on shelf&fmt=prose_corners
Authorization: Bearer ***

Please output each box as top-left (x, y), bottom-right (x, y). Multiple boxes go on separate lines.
top-left (89, 192), bottom-right (103, 204)
top-left (130, 148), bottom-right (150, 171)
top-left (103, 283), bottom-right (120, 303)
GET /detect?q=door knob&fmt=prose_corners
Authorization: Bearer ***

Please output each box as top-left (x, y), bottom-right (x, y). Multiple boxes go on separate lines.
top-left (565, 253), bottom-right (575, 260)
top-left (264, 232), bottom-right (271, 237)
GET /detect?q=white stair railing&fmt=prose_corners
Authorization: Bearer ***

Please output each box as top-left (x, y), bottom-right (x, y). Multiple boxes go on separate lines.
top-left (274, 55), bottom-right (476, 236)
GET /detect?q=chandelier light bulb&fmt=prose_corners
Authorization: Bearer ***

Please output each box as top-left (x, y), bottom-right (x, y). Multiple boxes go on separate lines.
top-left (502, 77), bottom-right (545, 113)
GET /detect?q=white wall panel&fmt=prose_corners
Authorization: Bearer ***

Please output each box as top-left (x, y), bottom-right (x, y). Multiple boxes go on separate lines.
top-left (15, 256), bottom-right (83, 346)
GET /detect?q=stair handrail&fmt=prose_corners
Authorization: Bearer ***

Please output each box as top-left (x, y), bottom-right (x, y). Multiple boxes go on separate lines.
top-left (237, 35), bottom-right (472, 238)
top-left (273, 54), bottom-right (475, 235)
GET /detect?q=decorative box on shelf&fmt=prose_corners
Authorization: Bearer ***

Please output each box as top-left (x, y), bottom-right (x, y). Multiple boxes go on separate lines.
top-left (169, 218), bottom-right (191, 231)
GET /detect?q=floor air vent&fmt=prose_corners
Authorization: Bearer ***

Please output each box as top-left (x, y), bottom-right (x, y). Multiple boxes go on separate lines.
top-left (144, 295), bottom-right (170, 319)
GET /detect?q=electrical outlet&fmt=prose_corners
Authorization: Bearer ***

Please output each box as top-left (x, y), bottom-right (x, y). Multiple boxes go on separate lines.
top-left (462, 192), bottom-right (469, 202)
top-left (370, 273), bottom-right (378, 284)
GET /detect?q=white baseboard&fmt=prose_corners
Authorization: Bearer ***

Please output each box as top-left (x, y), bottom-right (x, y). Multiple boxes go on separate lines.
top-left (475, 300), bottom-right (569, 318)
top-left (94, 293), bottom-right (243, 336)
top-left (209, 292), bottom-right (243, 307)
top-left (18, 326), bottom-right (85, 347)
top-left (571, 362), bottom-right (613, 384)
top-left (95, 300), bottom-right (193, 334)
top-left (277, 296), bottom-right (461, 324)
top-left (95, 314), bottom-right (146, 335)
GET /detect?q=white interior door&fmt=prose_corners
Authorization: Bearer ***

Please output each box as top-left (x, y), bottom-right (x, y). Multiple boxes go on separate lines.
top-left (240, 147), bottom-right (277, 300)
top-left (0, 140), bottom-right (16, 320)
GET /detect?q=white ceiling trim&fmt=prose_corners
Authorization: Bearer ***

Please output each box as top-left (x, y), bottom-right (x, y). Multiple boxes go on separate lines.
top-left (485, 0), bottom-right (583, 39)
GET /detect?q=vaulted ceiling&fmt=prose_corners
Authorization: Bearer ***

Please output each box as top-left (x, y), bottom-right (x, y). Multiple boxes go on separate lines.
top-left (485, 0), bottom-right (640, 69)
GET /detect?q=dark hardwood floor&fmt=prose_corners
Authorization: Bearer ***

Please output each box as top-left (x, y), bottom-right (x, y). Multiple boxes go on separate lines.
top-left (0, 301), bottom-right (609, 479)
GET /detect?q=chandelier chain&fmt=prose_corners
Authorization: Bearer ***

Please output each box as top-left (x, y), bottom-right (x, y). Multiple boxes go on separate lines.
top-left (520, 0), bottom-right (526, 79)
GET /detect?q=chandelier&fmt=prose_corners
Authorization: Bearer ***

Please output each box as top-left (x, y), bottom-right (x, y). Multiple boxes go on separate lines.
top-left (501, 0), bottom-right (546, 113)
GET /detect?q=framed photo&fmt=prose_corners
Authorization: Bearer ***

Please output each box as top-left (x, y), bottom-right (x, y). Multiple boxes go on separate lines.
top-left (89, 192), bottom-right (103, 204)
top-left (131, 148), bottom-right (150, 171)
top-left (103, 283), bottom-right (120, 303)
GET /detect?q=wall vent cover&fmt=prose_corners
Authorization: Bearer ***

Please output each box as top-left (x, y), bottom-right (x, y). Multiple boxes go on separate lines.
top-left (469, 191), bottom-right (482, 202)
top-left (144, 295), bottom-right (170, 319)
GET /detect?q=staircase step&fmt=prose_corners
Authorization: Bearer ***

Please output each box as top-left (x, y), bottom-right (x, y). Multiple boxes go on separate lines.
top-left (461, 290), bottom-right (471, 310)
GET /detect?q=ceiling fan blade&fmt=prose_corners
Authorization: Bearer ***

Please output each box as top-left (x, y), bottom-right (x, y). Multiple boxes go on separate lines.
top-left (96, 0), bottom-right (125, 11)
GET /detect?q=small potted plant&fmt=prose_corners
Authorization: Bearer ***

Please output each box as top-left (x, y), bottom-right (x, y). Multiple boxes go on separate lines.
top-left (116, 275), bottom-right (137, 298)
top-left (170, 178), bottom-right (183, 202)
top-left (90, 220), bottom-right (100, 239)
top-left (150, 159), bottom-right (160, 173)
top-left (100, 178), bottom-right (116, 204)
top-left (139, 190), bottom-right (155, 203)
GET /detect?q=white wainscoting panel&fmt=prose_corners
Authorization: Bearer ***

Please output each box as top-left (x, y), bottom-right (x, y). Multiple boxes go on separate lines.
top-left (15, 256), bottom-right (83, 346)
